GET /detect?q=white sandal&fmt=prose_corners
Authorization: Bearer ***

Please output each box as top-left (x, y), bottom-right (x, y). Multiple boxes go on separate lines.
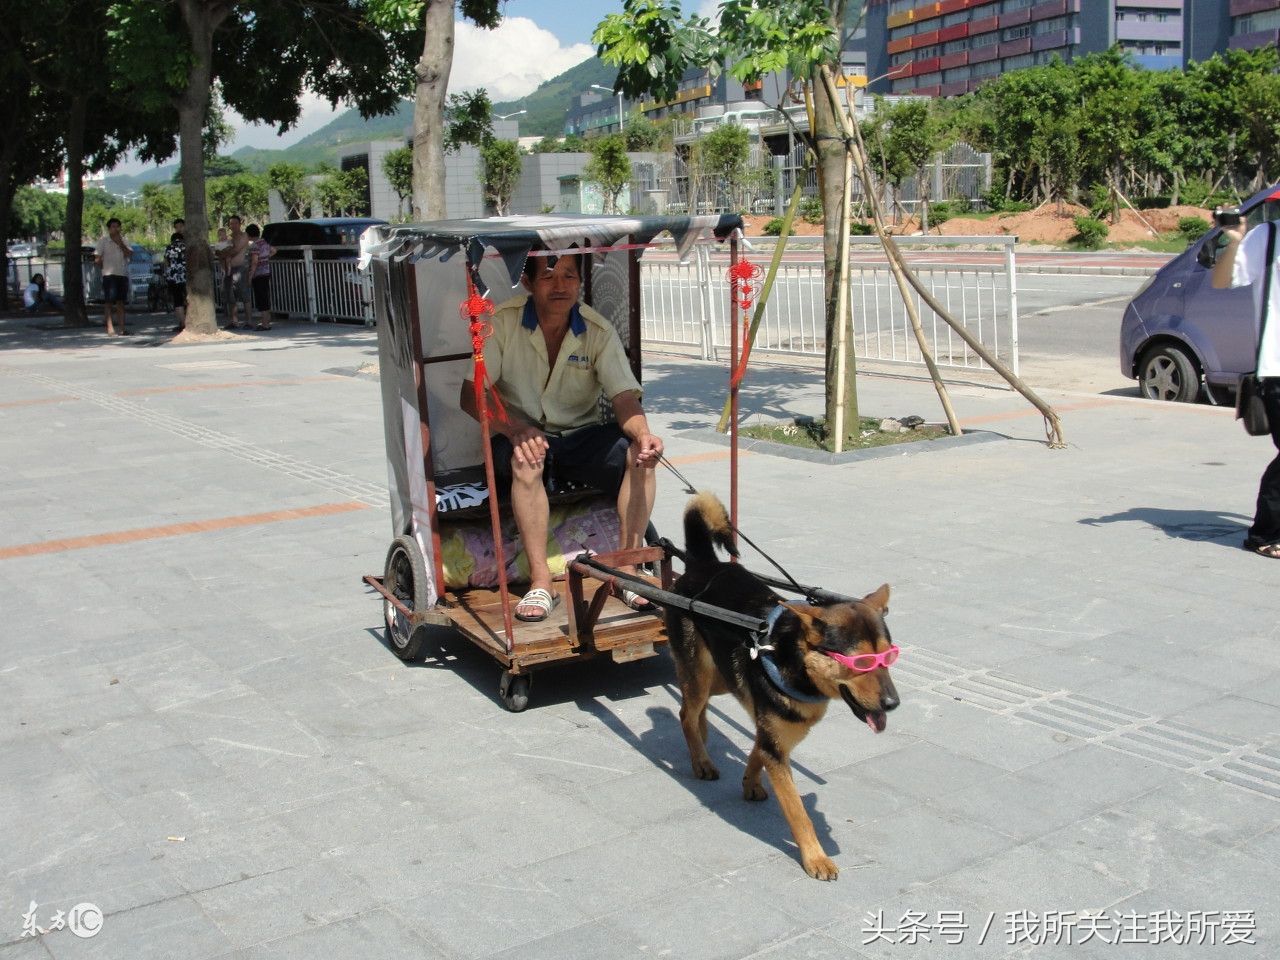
top-left (618, 586), bottom-right (658, 613)
top-left (514, 587), bottom-right (558, 622)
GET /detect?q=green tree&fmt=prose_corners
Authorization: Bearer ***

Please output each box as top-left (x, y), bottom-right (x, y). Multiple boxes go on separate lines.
top-left (444, 90), bottom-right (494, 153)
top-left (107, 0), bottom-right (423, 334)
top-left (700, 123), bottom-right (752, 211)
top-left (315, 166), bottom-right (369, 216)
top-left (596, 0), bottom-right (862, 447)
top-left (0, 24), bottom-right (64, 307)
top-left (480, 139), bottom-right (521, 215)
top-left (585, 134), bottom-right (631, 213)
top-left (11, 187), bottom-right (67, 240)
top-left (1074, 48), bottom-right (1144, 220)
top-left (140, 183), bottom-right (184, 239)
top-left (207, 172), bottom-right (269, 226)
top-left (366, 0), bottom-right (502, 219)
top-left (267, 162), bottom-right (310, 219)
top-left (381, 146), bottom-right (413, 217)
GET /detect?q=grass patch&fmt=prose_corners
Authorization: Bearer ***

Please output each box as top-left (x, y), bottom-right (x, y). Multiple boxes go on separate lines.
top-left (1115, 233), bottom-right (1194, 254)
top-left (741, 416), bottom-right (949, 451)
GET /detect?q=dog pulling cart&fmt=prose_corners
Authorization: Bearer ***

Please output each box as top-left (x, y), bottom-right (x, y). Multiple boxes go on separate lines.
top-left (360, 214), bottom-right (753, 710)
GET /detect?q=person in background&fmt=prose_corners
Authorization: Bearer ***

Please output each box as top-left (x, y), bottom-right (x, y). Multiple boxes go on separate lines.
top-left (1212, 212), bottom-right (1280, 559)
top-left (163, 230), bottom-right (187, 334)
top-left (94, 217), bottom-right (131, 336)
top-left (22, 274), bottom-right (63, 313)
top-left (218, 214), bottom-right (251, 328)
top-left (245, 224), bottom-right (273, 330)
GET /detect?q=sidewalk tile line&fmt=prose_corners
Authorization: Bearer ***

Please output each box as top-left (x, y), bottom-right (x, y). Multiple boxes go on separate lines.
top-left (0, 395), bottom-right (78, 409)
top-left (0, 501), bottom-right (369, 560)
top-left (117, 376), bottom-right (346, 397)
top-left (666, 449), bottom-right (749, 466)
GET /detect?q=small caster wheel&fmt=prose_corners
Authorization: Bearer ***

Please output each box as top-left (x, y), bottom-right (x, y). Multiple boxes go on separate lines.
top-left (499, 670), bottom-right (531, 712)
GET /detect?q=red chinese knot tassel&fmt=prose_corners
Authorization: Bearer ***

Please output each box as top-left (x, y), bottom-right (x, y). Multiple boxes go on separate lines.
top-left (460, 280), bottom-right (507, 424)
top-left (726, 259), bottom-right (763, 388)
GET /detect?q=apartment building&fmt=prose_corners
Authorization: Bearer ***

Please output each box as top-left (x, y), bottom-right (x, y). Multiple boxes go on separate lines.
top-left (865, 0), bottom-right (1187, 97)
top-left (1186, 0), bottom-right (1280, 61)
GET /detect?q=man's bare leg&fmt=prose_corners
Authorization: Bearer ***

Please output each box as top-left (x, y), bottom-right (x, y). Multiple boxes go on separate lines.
top-left (104, 305), bottom-right (115, 336)
top-left (116, 303), bottom-right (126, 336)
top-left (509, 456), bottom-right (554, 617)
top-left (615, 441), bottom-right (657, 579)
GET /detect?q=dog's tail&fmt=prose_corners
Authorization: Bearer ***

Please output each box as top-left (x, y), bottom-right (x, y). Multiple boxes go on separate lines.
top-left (683, 492), bottom-right (738, 565)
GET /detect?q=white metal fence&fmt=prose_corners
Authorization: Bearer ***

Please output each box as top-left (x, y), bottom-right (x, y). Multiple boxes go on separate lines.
top-left (639, 236), bottom-right (1019, 375)
top-left (213, 245), bottom-right (373, 324)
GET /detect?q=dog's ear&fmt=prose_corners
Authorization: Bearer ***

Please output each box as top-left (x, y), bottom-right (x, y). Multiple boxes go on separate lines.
top-left (860, 583), bottom-right (890, 616)
top-left (778, 603), bottom-right (822, 644)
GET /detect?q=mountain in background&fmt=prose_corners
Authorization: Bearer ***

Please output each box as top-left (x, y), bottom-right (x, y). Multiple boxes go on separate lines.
top-left (104, 58), bottom-right (616, 194)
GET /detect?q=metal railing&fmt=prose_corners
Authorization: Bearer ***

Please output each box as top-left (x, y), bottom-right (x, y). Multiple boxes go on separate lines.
top-left (639, 236), bottom-right (1019, 376)
top-left (213, 245), bottom-right (373, 325)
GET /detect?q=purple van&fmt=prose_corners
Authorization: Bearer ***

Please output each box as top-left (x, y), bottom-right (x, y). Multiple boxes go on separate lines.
top-left (1120, 184), bottom-right (1280, 402)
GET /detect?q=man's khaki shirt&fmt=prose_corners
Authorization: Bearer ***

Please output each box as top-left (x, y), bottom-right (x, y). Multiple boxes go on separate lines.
top-left (482, 294), bottom-right (641, 434)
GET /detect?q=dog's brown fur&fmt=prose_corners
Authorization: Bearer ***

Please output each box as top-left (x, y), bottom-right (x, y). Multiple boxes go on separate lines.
top-left (665, 493), bottom-right (900, 880)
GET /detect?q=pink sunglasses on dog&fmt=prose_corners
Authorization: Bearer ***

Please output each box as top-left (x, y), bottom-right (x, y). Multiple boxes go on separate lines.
top-left (825, 645), bottom-right (900, 673)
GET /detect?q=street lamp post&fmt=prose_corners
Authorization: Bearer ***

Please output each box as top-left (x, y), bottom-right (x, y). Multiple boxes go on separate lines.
top-left (590, 84), bottom-right (625, 138)
top-left (495, 110), bottom-right (526, 122)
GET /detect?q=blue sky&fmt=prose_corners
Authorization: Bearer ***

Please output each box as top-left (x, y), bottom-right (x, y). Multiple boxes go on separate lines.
top-left (518, 0), bottom-right (626, 46)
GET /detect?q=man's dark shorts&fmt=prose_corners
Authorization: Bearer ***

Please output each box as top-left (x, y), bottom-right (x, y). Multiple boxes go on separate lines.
top-left (491, 423), bottom-right (631, 495)
top-left (168, 282), bottom-right (187, 308)
top-left (102, 275), bottom-right (128, 304)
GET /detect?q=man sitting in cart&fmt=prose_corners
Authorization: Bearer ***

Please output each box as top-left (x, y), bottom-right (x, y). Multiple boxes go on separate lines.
top-left (460, 245), bottom-right (664, 623)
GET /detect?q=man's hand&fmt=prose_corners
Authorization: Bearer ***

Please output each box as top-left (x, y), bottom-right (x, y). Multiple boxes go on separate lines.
top-left (508, 424), bottom-right (548, 469)
top-left (633, 432), bottom-right (663, 469)
top-left (1220, 219), bottom-right (1247, 246)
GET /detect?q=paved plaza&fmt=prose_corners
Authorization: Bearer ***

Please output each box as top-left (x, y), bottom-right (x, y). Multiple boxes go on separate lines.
top-left (1, 308), bottom-right (1277, 958)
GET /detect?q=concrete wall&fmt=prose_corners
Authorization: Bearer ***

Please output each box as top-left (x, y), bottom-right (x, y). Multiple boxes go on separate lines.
top-left (511, 153), bottom-right (591, 214)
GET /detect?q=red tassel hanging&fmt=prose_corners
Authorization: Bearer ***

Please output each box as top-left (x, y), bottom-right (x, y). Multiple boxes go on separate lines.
top-left (726, 259), bottom-right (762, 388)
top-left (460, 276), bottom-right (507, 425)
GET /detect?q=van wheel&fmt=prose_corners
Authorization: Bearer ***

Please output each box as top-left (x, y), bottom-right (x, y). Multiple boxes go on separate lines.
top-left (1139, 344), bottom-right (1200, 403)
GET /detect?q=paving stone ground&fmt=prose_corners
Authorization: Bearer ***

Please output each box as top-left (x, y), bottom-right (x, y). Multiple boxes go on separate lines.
top-left (1, 308), bottom-right (1277, 959)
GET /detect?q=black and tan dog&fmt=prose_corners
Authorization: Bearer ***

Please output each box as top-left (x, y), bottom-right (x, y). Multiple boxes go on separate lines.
top-left (665, 492), bottom-right (900, 880)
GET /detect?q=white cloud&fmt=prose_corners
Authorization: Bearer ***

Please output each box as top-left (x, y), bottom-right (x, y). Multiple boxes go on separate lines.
top-left (109, 16), bottom-right (593, 175)
top-left (450, 16), bottom-right (594, 101)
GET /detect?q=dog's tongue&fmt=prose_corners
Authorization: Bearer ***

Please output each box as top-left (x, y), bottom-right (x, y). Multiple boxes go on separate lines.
top-left (866, 712), bottom-right (886, 734)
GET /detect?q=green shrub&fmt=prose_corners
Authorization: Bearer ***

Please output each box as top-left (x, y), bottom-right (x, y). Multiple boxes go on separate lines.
top-left (762, 217), bottom-right (785, 236)
top-left (1178, 216), bottom-right (1211, 242)
top-left (1071, 215), bottom-right (1108, 249)
top-left (925, 199), bottom-right (972, 224)
top-left (798, 195), bottom-right (824, 224)
top-left (1179, 177), bottom-right (1236, 211)
top-left (1088, 183), bottom-right (1118, 221)
top-left (980, 189), bottom-right (1033, 213)
top-left (849, 221), bottom-right (874, 235)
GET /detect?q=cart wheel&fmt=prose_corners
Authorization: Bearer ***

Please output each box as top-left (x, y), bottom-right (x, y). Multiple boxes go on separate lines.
top-left (383, 534), bottom-right (430, 661)
top-left (498, 670), bottom-right (531, 712)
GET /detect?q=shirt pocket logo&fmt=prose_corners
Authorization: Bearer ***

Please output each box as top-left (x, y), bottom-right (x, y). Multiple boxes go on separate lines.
top-left (565, 353), bottom-right (591, 370)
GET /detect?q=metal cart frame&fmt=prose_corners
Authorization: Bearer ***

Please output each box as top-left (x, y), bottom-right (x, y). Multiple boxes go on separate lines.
top-left (360, 214), bottom-right (746, 710)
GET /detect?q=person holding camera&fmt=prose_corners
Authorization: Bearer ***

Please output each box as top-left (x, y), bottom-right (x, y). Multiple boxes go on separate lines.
top-left (1211, 208), bottom-right (1280, 559)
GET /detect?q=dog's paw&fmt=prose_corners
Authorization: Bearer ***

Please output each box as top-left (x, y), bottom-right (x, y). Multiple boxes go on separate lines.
top-left (803, 855), bottom-right (839, 881)
top-left (691, 758), bottom-right (720, 780)
top-left (742, 780), bottom-right (768, 801)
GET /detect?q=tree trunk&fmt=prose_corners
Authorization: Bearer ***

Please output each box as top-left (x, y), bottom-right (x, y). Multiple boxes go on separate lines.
top-left (0, 159), bottom-right (15, 313)
top-left (62, 93), bottom-right (90, 327)
top-left (176, 0), bottom-right (224, 335)
top-left (810, 51), bottom-right (857, 446)
top-left (412, 0), bottom-right (454, 220)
